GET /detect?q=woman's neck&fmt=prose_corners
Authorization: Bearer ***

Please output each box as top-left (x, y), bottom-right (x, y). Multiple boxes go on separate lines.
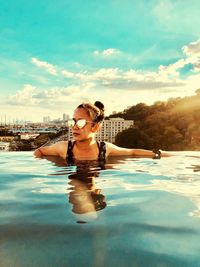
top-left (73, 137), bottom-right (99, 160)
top-left (75, 138), bottom-right (96, 151)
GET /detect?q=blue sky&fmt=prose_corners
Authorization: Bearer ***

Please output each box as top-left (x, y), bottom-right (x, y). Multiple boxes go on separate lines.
top-left (1, 0), bottom-right (200, 122)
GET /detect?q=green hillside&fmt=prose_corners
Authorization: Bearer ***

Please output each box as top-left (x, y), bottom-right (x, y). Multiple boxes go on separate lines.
top-left (110, 90), bottom-right (200, 151)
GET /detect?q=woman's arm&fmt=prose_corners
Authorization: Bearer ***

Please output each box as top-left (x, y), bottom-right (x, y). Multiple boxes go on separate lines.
top-left (106, 142), bottom-right (171, 158)
top-left (33, 141), bottom-right (68, 158)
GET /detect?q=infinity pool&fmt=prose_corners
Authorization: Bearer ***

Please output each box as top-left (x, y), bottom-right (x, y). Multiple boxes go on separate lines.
top-left (1, 151), bottom-right (200, 267)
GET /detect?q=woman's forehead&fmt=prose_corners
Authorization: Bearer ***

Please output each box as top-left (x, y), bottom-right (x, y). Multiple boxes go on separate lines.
top-left (73, 108), bottom-right (90, 119)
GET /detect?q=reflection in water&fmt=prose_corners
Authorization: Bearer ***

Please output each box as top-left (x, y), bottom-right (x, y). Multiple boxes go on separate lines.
top-left (68, 164), bottom-right (106, 223)
top-left (43, 155), bottom-right (108, 223)
top-left (35, 154), bottom-right (200, 220)
top-left (186, 164), bottom-right (200, 172)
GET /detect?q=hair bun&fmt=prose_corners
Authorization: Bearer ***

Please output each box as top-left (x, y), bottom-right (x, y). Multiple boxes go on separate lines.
top-left (94, 101), bottom-right (104, 112)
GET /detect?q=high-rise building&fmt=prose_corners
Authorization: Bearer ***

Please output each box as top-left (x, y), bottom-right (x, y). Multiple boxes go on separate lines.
top-left (68, 117), bottom-right (134, 143)
top-left (96, 118), bottom-right (134, 143)
top-left (63, 113), bottom-right (69, 122)
top-left (43, 116), bottom-right (51, 124)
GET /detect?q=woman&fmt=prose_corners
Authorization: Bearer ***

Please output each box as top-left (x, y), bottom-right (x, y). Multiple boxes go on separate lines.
top-left (34, 101), bottom-right (170, 161)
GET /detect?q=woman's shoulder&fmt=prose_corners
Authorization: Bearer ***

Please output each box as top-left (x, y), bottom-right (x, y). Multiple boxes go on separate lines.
top-left (103, 142), bottom-right (131, 157)
top-left (34, 140), bottom-right (69, 158)
top-left (103, 141), bottom-right (115, 148)
top-left (53, 140), bottom-right (69, 158)
top-left (56, 140), bottom-right (68, 145)
top-left (52, 140), bottom-right (68, 148)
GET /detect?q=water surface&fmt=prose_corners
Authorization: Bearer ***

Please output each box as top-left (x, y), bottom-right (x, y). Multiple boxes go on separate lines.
top-left (1, 151), bottom-right (200, 267)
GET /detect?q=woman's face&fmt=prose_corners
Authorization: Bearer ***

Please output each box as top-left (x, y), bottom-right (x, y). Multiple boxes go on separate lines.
top-left (72, 108), bottom-right (96, 141)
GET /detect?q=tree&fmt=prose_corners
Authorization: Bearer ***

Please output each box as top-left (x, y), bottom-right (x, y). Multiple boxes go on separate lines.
top-left (124, 103), bottom-right (150, 121)
top-left (162, 126), bottom-right (184, 150)
top-left (115, 128), bottom-right (149, 148)
top-left (109, 91), bottom-right (199, 151)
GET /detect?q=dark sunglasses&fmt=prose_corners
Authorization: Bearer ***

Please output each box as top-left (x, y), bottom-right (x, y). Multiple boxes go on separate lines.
top-left (67, 118), bottom-right (94, 129)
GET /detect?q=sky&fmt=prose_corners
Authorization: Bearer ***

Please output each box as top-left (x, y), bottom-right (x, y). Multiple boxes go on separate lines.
top-left (1, 0), bottom-right (200, 122)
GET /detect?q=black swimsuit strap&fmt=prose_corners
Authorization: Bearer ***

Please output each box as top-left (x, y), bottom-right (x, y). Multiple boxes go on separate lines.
top-left (97, 141), bottom-right (106, 162)
top-left (67, 140), bottom-right (75, 161)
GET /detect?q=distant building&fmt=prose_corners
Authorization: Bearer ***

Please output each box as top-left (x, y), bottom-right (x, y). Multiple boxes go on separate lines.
top-left (10, 127), bottom-right (58, 134)
top-left (0, 142), bottom-right (10, 151)
top-left (0, 136), bottom-right (15, 142)
top-left (96, 118), bottom-right (134, 143)
top-left (43, 116), bottom-right (51, 123)
top-left (20, 133), bottom-right (39, 140)
top-left (68, 117), bottom-right (134, 143)
top-left (63, 113), bottom-right (69, 122)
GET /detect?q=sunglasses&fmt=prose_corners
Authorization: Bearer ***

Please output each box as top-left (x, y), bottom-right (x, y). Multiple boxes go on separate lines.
top-left (67, 118), bottom-right (94, 129)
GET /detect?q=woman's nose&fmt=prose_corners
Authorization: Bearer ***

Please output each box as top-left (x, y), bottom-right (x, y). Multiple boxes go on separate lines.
top-left (73, 123), bottom-right (79, 130)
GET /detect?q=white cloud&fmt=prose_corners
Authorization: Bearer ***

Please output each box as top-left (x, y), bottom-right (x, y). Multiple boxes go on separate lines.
top-left (93, 48), bottom-right (120, 56)
top-left (8, 84), bottom-right (39, 105)
top-left (62, 40), bottom-right (200, 90)
top-left (61, 68), bottom-right (120, 83)
top-left (193, 63), bottom-right (200, 73)
top-left (63, 40), bottom-right (200, 90)
top-left (6, 83), bottom-right (94, 110)
top-left (31, 57), bottom-right (57, 75)
top-left (3, 40), bottom-right (200, 122)
top-left (182, 40), bottom-right (200, 71)
top-left (91, 67), bottom-right (184, 89)
top-left (92, 68), bottom-right (120, 81)
top-left (183, 73), bottom-right (200, 92)
top-left (62, 70), bottom-right (75, 78)
top-left (182, 39), bottom-right (200, 58)
top-left (152, 39), bottom-right (200, 81)
top-left (158, 59), bottom-right (186, 77)
top-left (60, 66), bottom-right (184, 90)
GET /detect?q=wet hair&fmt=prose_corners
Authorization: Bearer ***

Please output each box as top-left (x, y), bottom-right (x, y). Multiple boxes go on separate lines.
top-left (77, 101), bottom-right (105, 123)
top-left (91, 191), bottom-right (106, 211)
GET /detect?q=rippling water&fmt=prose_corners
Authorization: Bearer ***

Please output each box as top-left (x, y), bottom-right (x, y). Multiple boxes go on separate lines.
top-left (1, 151), bottom-right (200, 267)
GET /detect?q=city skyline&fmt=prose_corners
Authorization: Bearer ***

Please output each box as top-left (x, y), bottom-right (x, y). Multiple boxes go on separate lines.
top-left (1, 1), bottom-right (200, 122)
top-left (0, 112), bottom-right (70, 124)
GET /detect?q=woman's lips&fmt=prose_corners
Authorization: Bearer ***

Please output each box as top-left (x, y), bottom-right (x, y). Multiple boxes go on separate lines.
top-left (73, 132), bottom-right (80, 136)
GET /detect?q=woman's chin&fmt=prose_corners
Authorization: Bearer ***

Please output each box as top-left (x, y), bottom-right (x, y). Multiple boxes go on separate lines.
top-left (73, 135), bottom-right (91, 142)
top-left (73, 134), bottom-right (82, 141)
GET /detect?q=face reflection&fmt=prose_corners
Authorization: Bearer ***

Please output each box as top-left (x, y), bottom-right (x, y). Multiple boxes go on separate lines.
top-left (72, 108), bottom-right (95, 141)
top-left (68, 168), bottom-right (106, 223)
